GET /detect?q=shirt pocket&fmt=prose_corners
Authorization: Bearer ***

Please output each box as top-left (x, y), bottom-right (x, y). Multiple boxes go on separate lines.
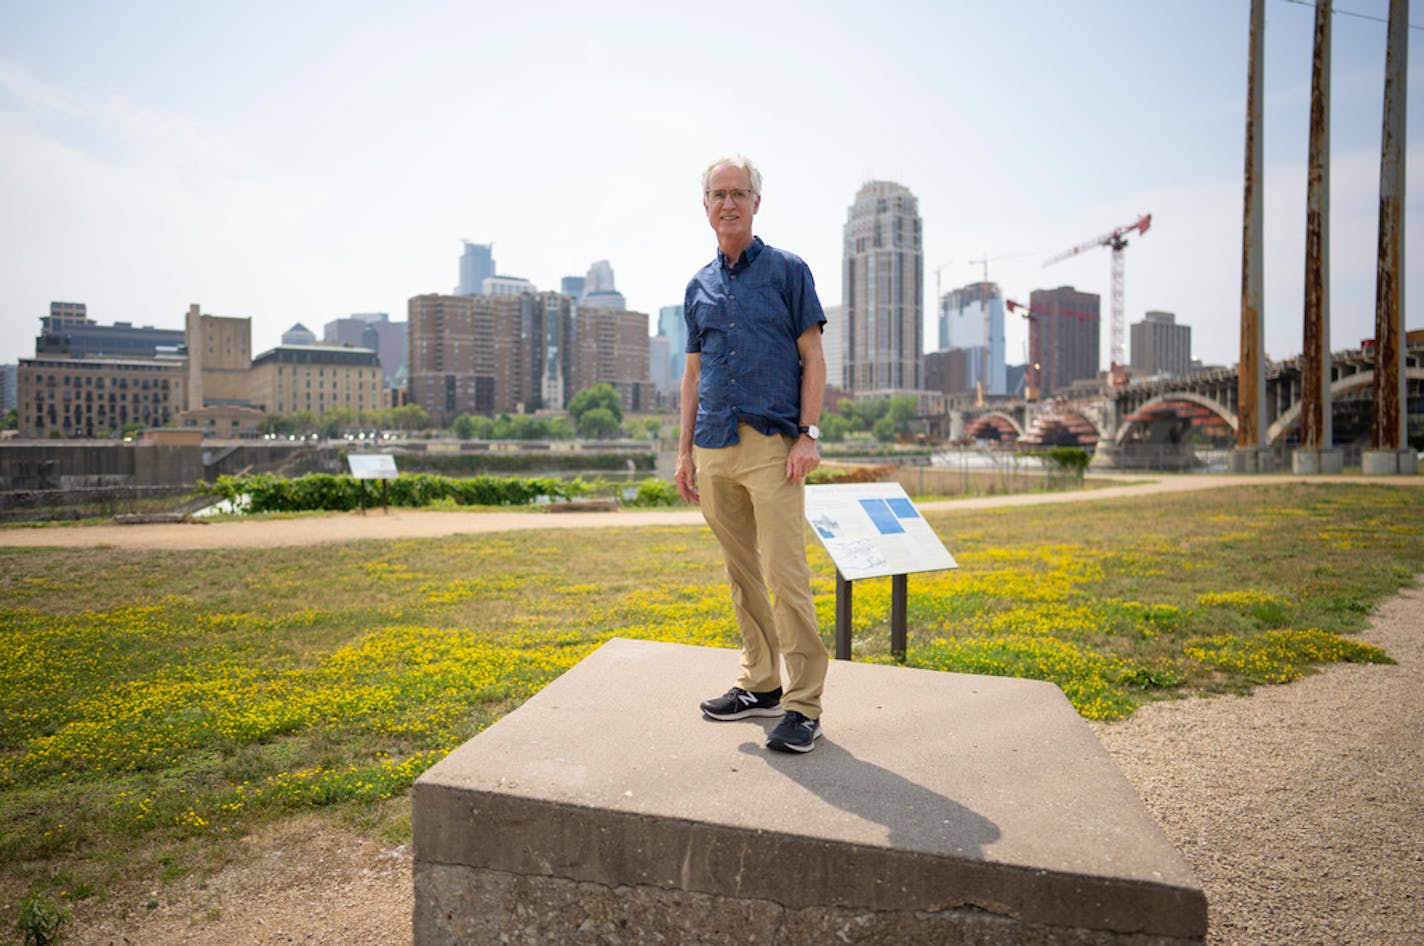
top-left (693, 301), bottom-right (731, 364)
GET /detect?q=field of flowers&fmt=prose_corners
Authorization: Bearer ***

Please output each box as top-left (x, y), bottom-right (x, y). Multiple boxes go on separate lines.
top-left (1, 481), bottom-right (1420, 905)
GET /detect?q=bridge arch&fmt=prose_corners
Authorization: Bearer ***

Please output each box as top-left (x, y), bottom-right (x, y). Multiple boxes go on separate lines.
top-left (963, 411), bottom-right (1024, 443)
top-left (1267, 366), bottom-right (1424, 445)
top-left (1021, 409), bottom-right (1103, 447)
top-left (1114, 392), bottom-right (1236, 445)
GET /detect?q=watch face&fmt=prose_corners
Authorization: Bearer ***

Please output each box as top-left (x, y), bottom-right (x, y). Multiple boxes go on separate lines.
top-left (807, 424), bottom-right (820, 440)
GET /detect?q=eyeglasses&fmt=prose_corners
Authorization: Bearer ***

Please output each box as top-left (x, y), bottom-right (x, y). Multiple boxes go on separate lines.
top-left (705, 188), bottom-right (756, 204)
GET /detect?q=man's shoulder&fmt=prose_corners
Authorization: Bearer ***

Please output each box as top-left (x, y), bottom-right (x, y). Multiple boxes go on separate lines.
top-left (755, 240), bottom-right (811, 271)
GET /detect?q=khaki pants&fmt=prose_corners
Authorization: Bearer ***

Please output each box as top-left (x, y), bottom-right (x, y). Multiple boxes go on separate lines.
top-left (695, 425), bottom-right (828, 718)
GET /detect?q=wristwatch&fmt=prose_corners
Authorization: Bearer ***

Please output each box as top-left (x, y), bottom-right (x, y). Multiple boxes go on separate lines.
top-left (797, 424), bottom-right (821, 440)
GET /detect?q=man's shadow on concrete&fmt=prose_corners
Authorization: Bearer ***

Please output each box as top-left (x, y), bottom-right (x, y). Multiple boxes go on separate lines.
top-left (736, 735), bottom-right (1000, 859)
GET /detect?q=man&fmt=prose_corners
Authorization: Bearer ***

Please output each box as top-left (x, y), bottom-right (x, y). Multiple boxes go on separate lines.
top-left (674, 154), bottom-right (829, 754)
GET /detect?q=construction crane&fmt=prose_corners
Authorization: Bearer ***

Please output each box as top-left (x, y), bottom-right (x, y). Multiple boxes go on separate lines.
top-left (1005, 299), bottom-right (1040, 400)
top-left (1043, 214), bottom-right (1151, 382)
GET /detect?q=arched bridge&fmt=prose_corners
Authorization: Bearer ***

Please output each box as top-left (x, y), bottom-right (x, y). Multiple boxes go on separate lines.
top-left (947, 342), bottom-right (1422, 454)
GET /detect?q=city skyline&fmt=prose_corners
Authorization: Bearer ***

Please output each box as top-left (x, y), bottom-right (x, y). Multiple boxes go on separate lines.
top-left (1, 1), bottom-right (1420, 375)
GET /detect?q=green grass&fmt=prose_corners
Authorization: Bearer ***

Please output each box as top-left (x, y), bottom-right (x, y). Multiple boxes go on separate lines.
top-left (1, 481), bottom-right (1421, 918)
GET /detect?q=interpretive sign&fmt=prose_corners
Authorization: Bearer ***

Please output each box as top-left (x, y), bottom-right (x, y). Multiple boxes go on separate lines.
top-left (348, 453), bottom-right (399, 480)
top-left (348, 453), bottom-right (398, 515)
top-left (804, 483), bottom-right (957, 581)
top-left (804, 483), bottom-right (957, 660)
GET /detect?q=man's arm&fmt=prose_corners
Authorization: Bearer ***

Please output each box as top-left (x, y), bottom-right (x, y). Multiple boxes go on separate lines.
top-left (786, 327), bottom-right (825, 481)
top-left (674, 353), bottom-right (701, 503)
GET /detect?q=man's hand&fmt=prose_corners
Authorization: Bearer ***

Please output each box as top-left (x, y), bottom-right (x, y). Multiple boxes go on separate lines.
top-left (785, 436), bottom-right (820, 482)
top-left (674, 453), bottom-right (699, 504)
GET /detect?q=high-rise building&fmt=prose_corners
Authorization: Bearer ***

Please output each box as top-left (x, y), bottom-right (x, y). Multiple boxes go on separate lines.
top-left (657, 304), bottom-right (687, 389)
top-left (522, 292), bottom-right (575, 411)
top-left (1130, 310), bottom-right (1191, 377)
top-left (842, 181), bottom-right (923, 398)
top-left (648, 335), bottom-right (672, 393)
top-left (573, 305), bottom-right (654, 412)
top-left (560, 276), bottom-right (586, 300)
top-left (407, 293), bottom-right (522, 425)
top-left (1027, 286), bottom-right (1101, 396)
top-left (821, 304), bottom-right (845, 390)
top-left (580, 260), bottom-right (626, 310)
top-left (457, 242), bottom-right (496, 295)
top-left (585, 260), bottom-right (616, 294)
top-left (938, 281), bottom-right (1006, 394)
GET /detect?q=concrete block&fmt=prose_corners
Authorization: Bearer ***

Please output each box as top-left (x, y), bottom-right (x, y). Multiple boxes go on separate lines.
top-left (414, 639), bottom-right (1207, 945)
top-left (1362, 449), bottom-right (1401, 475)
top-left (1291, 448), bottom-right (1344, 475)
top-left (1291, 449), bottom-right (1320, 475)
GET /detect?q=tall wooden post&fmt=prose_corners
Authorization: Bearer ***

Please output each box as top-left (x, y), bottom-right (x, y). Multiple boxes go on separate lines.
top-left (1296, 0), bottom-right (1336, 473)
top-left (1366, 0), bottom-right (1410, 475)
top-left (1235, 0), bottom-right (1267, 471)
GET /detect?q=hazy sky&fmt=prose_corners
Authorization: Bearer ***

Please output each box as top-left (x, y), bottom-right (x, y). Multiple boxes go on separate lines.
top-left (1, 0), bottom-right (1420, 375)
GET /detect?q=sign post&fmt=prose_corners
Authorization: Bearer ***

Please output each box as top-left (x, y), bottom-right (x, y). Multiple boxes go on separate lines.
top-left (347, 453), bottom-right (399, 515)
top-left (806, 483), bottom-right (957, 661)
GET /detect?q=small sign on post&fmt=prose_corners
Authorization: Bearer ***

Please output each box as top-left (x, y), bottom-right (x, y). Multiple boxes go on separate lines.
top-left (347, 453), bottom-right (398, 515)
top-left (804, 483), bottom-right (957, 661)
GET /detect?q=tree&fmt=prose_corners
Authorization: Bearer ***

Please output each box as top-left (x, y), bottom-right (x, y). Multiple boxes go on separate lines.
top-left (577, 407), bottom-right (620, 439)
top-left (819, 413), bottom-right (853, 443)
top-left (392, 404), bottom-right (429, 431)
top-left (0, 407), bottom-right (16, 430)
top-left (567, 383), bottom-right (623, 426)
top-left (452, 413), bottom-right (479, 440)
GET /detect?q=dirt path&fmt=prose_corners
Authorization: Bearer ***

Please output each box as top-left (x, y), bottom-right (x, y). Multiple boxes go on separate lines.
top-left (6, 473), bottom-right (1419, 551)
top-left (24, 472), bottom-right (1424, 944)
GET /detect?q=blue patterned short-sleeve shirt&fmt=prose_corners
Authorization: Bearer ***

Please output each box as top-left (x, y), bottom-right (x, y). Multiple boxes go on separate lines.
top-left (683, 236), bottom-right (826, 449)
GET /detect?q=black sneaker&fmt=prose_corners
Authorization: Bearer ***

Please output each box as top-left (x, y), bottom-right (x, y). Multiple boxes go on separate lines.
top-left (766, 710), bottom-right (821, 753)
top-left (700, 686), bottom-right (784, 721)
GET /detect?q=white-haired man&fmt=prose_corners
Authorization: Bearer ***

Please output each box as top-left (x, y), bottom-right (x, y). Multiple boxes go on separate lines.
top-left (674, 154), bottom-right (829, 753)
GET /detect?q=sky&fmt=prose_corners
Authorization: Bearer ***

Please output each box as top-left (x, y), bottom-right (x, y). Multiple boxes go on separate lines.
top-left (1, 0), bottom-right (1421, 377)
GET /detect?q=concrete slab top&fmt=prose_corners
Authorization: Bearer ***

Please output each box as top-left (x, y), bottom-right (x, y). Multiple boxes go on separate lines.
top-left (419, 637), bottom-right (1199, 893)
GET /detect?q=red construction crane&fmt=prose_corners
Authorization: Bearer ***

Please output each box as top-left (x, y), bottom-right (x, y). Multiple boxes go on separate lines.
top-left (1005, 299), bottom-right (1041, 400)
top-left (1044, 214), bottom-right (1151, 381)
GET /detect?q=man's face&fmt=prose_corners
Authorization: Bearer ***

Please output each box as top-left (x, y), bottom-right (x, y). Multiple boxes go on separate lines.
top-left (703, 164), bottom-right (760, 247)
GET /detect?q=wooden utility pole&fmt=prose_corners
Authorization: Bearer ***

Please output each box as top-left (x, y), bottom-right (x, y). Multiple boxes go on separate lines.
top-left (1299, 0), bottom-right (1332, 464)
top-left (1367, 0), bottom-right (1409, 474)
top-left (1236, 0), bottom-right (1267, 470)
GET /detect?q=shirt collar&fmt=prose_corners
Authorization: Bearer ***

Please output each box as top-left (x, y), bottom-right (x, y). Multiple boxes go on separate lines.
top-left (717, 235), bottom-right (764, 273)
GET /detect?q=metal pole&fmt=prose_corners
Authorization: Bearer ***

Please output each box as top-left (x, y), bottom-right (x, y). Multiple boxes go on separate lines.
top-left (891, 574), bottom-right (908, 661)
top-left (1301, 0), bottom-right (1332, 452)
top-left (835, 570), bottom-right (853, 660)
top-left (1372, 0), bottom-right (1408, 453)
top-left (1237, 0), bottom-right (1266, 463)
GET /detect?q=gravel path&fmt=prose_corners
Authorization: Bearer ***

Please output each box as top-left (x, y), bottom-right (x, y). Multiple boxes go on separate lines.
top-left (1091, 582), bottom-right (1424, 945)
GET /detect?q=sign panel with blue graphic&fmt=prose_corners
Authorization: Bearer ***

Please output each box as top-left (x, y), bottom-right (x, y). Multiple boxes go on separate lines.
top-left (804, 483), bottom-right (957, 581)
